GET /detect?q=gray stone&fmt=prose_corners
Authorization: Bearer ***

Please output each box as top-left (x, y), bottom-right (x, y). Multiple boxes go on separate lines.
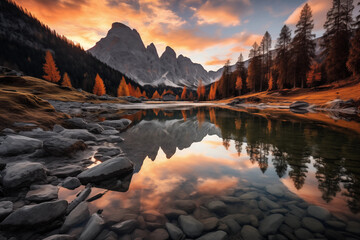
top-left (284, 214), bottom-right (301, 229)
top-left (1, 200), bottom-right (67, 227)
top-left (0, 201), bottom-right (13, 220)
top-left (241, 225), bottom-right (262, 240)
top-left (196, 231), bottom-right (227, 240)
top-left (101, 130), bottom-right (120, 135)
top-left (86, 123), bottom-right (104, 134)
top-left (266, 185), bottom-right (285, 197)
top-left (13, 122), bottom-right (37, 127)
top-left (2, 128), bottom-right (15, 134)
top-left (62, 177), bottom-right (81, 190)
top-left (50, 165), bottom-right (83, 178)
top-left (222, 218), bottom-right (241, 234)
top-left (174, 200), bottom-right (197, 213)
top-left (66, 118), bottom-right (88, 129)
top-left (239, 192), bottom-right (259, 200)
top-left (61, 202), bottom-right (90, 233)
top-left (164, 208), bottom-right (187, 219)
top-left (79, 213), bottom-right (104, 240)
top-left (346, 221), bottom-right (360, 234)
top-left (200, 217), bottom-right (219, 231)
top-left (259, 214), bottom-right (284, 235)
top-left (294, 228), bottom-right (314, 240)
top-left (290, 101), bottom-right (309, 109)
top-left (207, 200), bottom-right (227, 213)
top-left (166, 222), bottom-right (185, 240)
top-left (260, 196), bottom-right (280, 209)
top-left (307, 205), bottom-right (330, 221)
top-left (148, 228), bottom-right (169, 240)
top-left (106, 135), bottom-right (124, 143)
top-left (325, 220), bottom-right (346, 230)
top-left (61, 129), bottom-right (97, 141)
top-left (77, 157), bottom-right (134, 184)
top-left (2, 161), bottom-right (47, 188)
top-left (179, 215), bottom-right (204, 238)
top-left (53, 124), bottom-right (65, 133)
top-left (111, 219), bottom-right (138, 234)
top-left (43, 137), bottom-right (86, 156)
top-left (96, 147), bottom-right (121, 157)
top-left (219, 196), bottom-right (242, 203)
top-left (0, 135), bottom-right (42, 156)
top-left (43, 234), bottom-right (75, 240)
top-left (302, 217), bottom-right (324, 233)
top-left (100, 119), bottom-right (132, 130)
top-left (289, 204), bottom-right (305, 218)
top-left (25, 184), bottom-right (59, 202)
top-left (66, 185), bottom-right (91, 214)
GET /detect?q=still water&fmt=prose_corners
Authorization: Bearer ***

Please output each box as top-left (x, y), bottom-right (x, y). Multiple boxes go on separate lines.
top-left (60, 107), bottom-right (360, 239)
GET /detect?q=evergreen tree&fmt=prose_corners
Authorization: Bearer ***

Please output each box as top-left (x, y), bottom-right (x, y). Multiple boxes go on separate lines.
top-left (43, 50), bottom-right (60, 83)
top-left (347, 2), bottom-right (360, 77)
top-left (260, 31), bottom-right (272, 91)
top-left (93, 74), bottom-right (106, 96)
top-left (235, 53), bottom-right (247, 95)
top-left (323, 0), bottom-right (354, 82)
top-left (248, 42), bottom-right (262, 92)
top-left (61, 72), bottom-right (72, 88)
top-left (292, 3), bottom-right (316, 88)
top-left (219, 60), bottom-right (232, 98)
top-left (117, 76), bottom-right (130, 96)
top-left (275, 25), bottom-right (292, 89)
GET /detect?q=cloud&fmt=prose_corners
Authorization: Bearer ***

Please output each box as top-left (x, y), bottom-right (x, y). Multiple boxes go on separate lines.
top-left (285, 0), bottom-right (331, 30)
top-left (205, 56), bottom-right (229, 66)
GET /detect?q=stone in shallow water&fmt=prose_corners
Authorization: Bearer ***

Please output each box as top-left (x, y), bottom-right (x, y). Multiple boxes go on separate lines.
top-left (61, 129), bottom-right (97, 141)
top-left (0, 135), bottom-right (42, 156)
top-left (78, 213), bottom-right (104, 240)
top-left (111, 219), bottom-right (138, 234)
top-left (179, 215), bottom-right (204, 238)
top-left (284, 214), bottom-right (301, 229)
top-left (166, 222), bottom-right (185, 240)
top-left (0, 200), bottom-right (68, 227)
top-left (0, 201), bottom-right (13, 220)
top-left (50, 165), bottom-right (84, 178)
top-left (259, 214), bottom-right (284, 235)
top-left (239, 192), bottom-right (259, 200)
top-left (148, 228), bottom-right (169, 240)
top-left (200, 217), bottom-right (219, 231)
top-left (174, 200), bottom-right (197, 213)
top-left (302, 217), bottom-right (324, 233)
top-left (260, 196), bottom-right (280, 209)
top-left (294, 228), bottom-right (314, 240)
top-left (241, 225), bottom-right (262, 240)
top-left (219, 196), bottom-right (242, 203)
top-left (61, 202), bottom-right (90, 233)
top-left (307, 205), bottom-right (330, 221)
top-left (101, 129), bottom-right (120, 135)
top-left (207, 200), bottom-right (227, 213)
top-left (195, 231), bottom-right (227, 240)
top-left (346, 221), bottom-right (360, 234)
top-left (266, 185), bottom-right (285, 197)
top-left (2, 161), bottom-right (47, 189)
top-left (325, 220), bottom-right (346, 230)
top-left (25, 184), bottom-right (59, 202)
top-left (62, 177), bottom-right (81, 190)
top-left (222, 218), bottom-right (241, 234)
top-left (100, 119), bottom-right (132, 129)
top-left (164, 208), bottom-right (187, 219)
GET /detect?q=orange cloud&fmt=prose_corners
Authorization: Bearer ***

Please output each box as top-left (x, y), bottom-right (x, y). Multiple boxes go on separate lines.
top-left (205, 56), bottom-right (229, 66)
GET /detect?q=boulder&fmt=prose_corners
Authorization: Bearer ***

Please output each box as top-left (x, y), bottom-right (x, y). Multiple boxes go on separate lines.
top-left (165, 222), bottom-right (185, 240)
top-left (0, 201), bottom-right (13, 220)
top-left (1, 161), bottom-right (47, 188)
top-left (0, 135), bottom-right (42, 156)
top-left (25, 184), bottom-right (59, 202)
top-left (1, 200), bottom-right (68, 227)
top-left (61, 202), bottom-right (90, 233)
top-left (111, 219), bottom-right (138, 234)
top-left (259, 214), bottom-right (284, 235)
top-left (77, 157), bottom-right (134, 184)
top-left (66, 118), bottom-right (88, 129)
top-left (100, 119), bottom-right (132, 130)
top-left (50, 165), bottom-right (84, 178)
top-left (196, 231), bottom-right (227, 240)
top-left (290, 101), bottom-right (309, 109)
top-left (241, 225), bottom-right (262, 240)
top-left (62, 177), bottom-right (81, 190)
top-left (86, 123), bottom-right (104, 134)
top-left (43, 137), bottom-right (86, 156)
top-left (178, 215), bottom-right (203, 238)
top-left (61, 129), bottom-right (97, 141)
top-left (78, 213), bottom-right (104, 240)
top-left (306, 205), bottom-right (330, 221)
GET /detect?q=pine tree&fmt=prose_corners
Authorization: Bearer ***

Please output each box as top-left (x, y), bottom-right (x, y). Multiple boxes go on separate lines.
top-left (197, 80), bottom-right (206, 101)
top-left (292, 3), bottom-right (316, 88)
top-left (347, 2), bottom-right (360, 77)
top-left (235, 53), bottom-right (247, 95)
top-left (181, 86), bottom-right (187, 100)
top-left (61, 72), bottom-right (72, 88)
top-left (117, 76), bottom-right (130, 96)
top-left (93, 74), bottom-right (106, 96)
top-left (323, 0), bottom-right (354, 82)
top-left (248, 42), bottom-right (262, 92)
top-left (219, 60), bottom-right (232, 98)
top-left (43, 50), bottom-right (60, 83)
top-left (260, 31), bottom-right (272, 91)
top-left (275, 25), bottom-right (292, 89)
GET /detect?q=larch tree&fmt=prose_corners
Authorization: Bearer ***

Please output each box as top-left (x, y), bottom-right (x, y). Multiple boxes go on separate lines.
top-left (61, 72), bottom-right (72, 88)
top-left (93, 74), bottom-right (106, 96)
top-left (292, 3), bottom-right (316, 88)
top-left (197, 80), bottom-right (206, 101)
top-left (188, 91), bottom-right (194, 100)
top-left (275, 25), bottom-right (292, 89)
top-left (43, 50), bottom-right (61, 83)
top-left (219, 60), bottom-right (232, 98)
top-left (151, 90), bottom-right (160, 99)
top-left (323, 0), bottom-right (354, 82)
top-left (181, 86), bottom-right (187, 100)
top-left (347, 1), bottom-right (360, 77)
top-left (247, 42), bottom-right (262, 92)
top-left (117, 76), bottom-right (130, 96)
top-left (235, 53), bottom-right (247, 95)
top-left (260, 31), bottom-right (272, 91)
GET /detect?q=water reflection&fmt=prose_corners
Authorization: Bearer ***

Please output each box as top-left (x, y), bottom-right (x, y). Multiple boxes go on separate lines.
top-left (115, 107), bottom-right (360, 216)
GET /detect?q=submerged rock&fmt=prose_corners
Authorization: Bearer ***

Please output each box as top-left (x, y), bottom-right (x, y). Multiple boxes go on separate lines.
top-left (66, 185), bottom-right (91, 214)
top-left (2, 161), bottom-right (47, 188)
top-left (148, 228), bottom-right (169, 240)
top-left (259, 214), bottom-right (284, 235)
top-left (207, 200), bottom-right (227, 213)
top-left (61, 202), bottom-right (90, 233)
top-left (25, 184), bottom-right (59, 202)
top-left (1, 200), bottom-right (68, 227)
top-left (78, 213), bottom-right (104, 240)
top-left (196, 231), bottom-right (227, 240)
top-left (174, 200), bottom-right (197, 213)
top-left (307, 205), bottom-right (330, 221)
top-left (100, 119), bottom-right (132, 129)
top-left (241, 225), bottom-right (262, 240)
top-left (165, 222), bottom-right (185, 240)
top-left (111, 219), bottom-right (138, 234)
top-left (179, 215), bottom-right (203, 238)
top-left (302, 217), bottom-right (324, 233)
top-left (0, 135), bottom-right (42, 156)
top-left (62, 177), bottom-right (81, 190)
top-left (43, 234), bottom-right (75, 240)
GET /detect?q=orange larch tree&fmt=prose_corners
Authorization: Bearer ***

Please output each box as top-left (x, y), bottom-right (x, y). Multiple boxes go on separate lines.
top-left (117, 76), bottom-right (130, 96)
top-left (181, 86), bottom-right (187, 100)
top-left (152, 90), bottom-right (161, 99)
top-left (188, 91), bottom-right (194, 100)
top-left (235, 76), bottom-right (242, 95)
top-left (93, 74), bottom-right (106, 96)
top-left (197, 80), bottom-right (206, 101)
top-left (43, 50), bottom-right (61, 83)
top-left (61, 72), bottom-right (72, 88)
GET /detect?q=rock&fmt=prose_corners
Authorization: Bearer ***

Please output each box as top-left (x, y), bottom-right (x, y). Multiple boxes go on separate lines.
top-left (61, 202), bottom-right (90, 233)
top-left (207, 200), bottom-right (227, 213)
top-left (148, 228), bottom-right (169, 240)
top-left (302, 217), bottom-right (324, 233)
top-left (166, 222), bottom-right (185, 240)
top-left (62, 177), bottom-right (81, 190)
top-left (288, 204), bottom-right (305, 218)
top-left (2, 161), bottom-right (47, 188)
top-left (200, 217), bottom-right (219, 231)
top-left (53, 124), bottom-right (65, 133)
top-left (294, 228), bottom-right (314, 240)
top-left (142, 210), bottom-right (165, 223)
top-left (1, 128), bottom-right (15, 134)
top-left (0, 201), bottom-right (13, 220)
top-left (196, 231), bottom-right (227, 240)
top-left (228, 98), bottom-right (245, 106)
top-left (241, 225), bottom-right (262, 240)
top-left (13, 122), bottom-right (37, 127)
top-left (179, 215), bottom-right (204, 238)
top-left (50, 165), bottom-right (83, 178)
top-left (66, 185), bottom-right (92, 214)
top-left (25, 184), bottom-right (59, 202)
top-left (1, 200), bottom-right (67, 227)
top-left (259, 196), bottom-right (280, 209)
top-left (78, 213), bottom-right (104, 240)
top-left (96, 147), bottom-right (122, 157)
top-left (222, 218), bottom-right (241, 234)
top-left (105, 135), bottom-right (124, 143)
top-left (43, 137), bottom-right (86, 156)
top-left (284, 214), bottom-right (301, 229)
top-left (174, 200), bottom-right (197, 213)
top-left (219, 196), bottom-right (242, 203)
top-left (66, 118), bottom-right (88, 129)
top-left (259, 214), bottom-right (284, 235)
top-left (265, 185), bottom-right (285, 197)
top-left (100, 119), bottom-right (132, 130)
top-left (346, 221), bottom-right (360, 234)
top-left (290, 101), bottom-right (309, 109)
top-left (43, 234), bottom-right (75, 240)
top-left (0, 135), bottom-right (42, 156)
top-left (325, 220), bottom-right (346, 230)
top-left (86, 123), bottom-right (104, 134)
top-left (61, 129), bottom-right (97, 141)
top-left (77, 157), bottom-right (134, 184)
top-left (111, 219), bottom-right (138, 234)
top-left (164, 208), bottom-right (187, 219)
top-left (193, 206), bottom-right (213, 219)
top-left (307, 205), bottom-right (330, 221)
top-left (101, 130), bottom-right (120, 135)
top-left (239, 192), bottom-right (259, 200)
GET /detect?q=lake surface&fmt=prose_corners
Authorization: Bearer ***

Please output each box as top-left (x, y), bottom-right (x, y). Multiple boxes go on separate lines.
top-left (60, 107), bottom-right (360, 239)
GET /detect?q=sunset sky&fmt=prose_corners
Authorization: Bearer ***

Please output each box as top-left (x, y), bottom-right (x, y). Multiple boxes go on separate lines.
top-left (14, 0), bottom-right (360, 71)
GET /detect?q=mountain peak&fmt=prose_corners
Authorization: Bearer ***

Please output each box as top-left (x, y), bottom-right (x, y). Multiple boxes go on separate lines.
top-left (111, 22), bottom-right (129, 29)
top-left (161, 46), bottom-right (176, 60)
top-left (147, 43), bottom-right (159, 58)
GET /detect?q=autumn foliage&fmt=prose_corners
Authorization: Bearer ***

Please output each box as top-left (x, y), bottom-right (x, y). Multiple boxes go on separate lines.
top-left (61, 72), bottom-right (72, 88)
top-left (93, 74), bottom-right (106, 96)
top-left (197, 80), bottom-right (206, 100)
top-left (43, 50), bottom-right (60, 83)
top-left (152, 90), bottom-right (161, 99)
top-left (117, 76), bottom-right (130, 96)
top-left (181, 86), bottom-right (187, 100)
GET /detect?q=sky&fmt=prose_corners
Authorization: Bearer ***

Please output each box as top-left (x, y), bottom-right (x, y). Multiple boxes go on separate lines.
top-left (14, 0), bottom-right (360, 71)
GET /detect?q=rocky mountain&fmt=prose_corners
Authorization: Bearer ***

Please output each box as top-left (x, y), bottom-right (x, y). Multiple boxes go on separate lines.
top-left (88, 23), bottom-right (221, 89)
